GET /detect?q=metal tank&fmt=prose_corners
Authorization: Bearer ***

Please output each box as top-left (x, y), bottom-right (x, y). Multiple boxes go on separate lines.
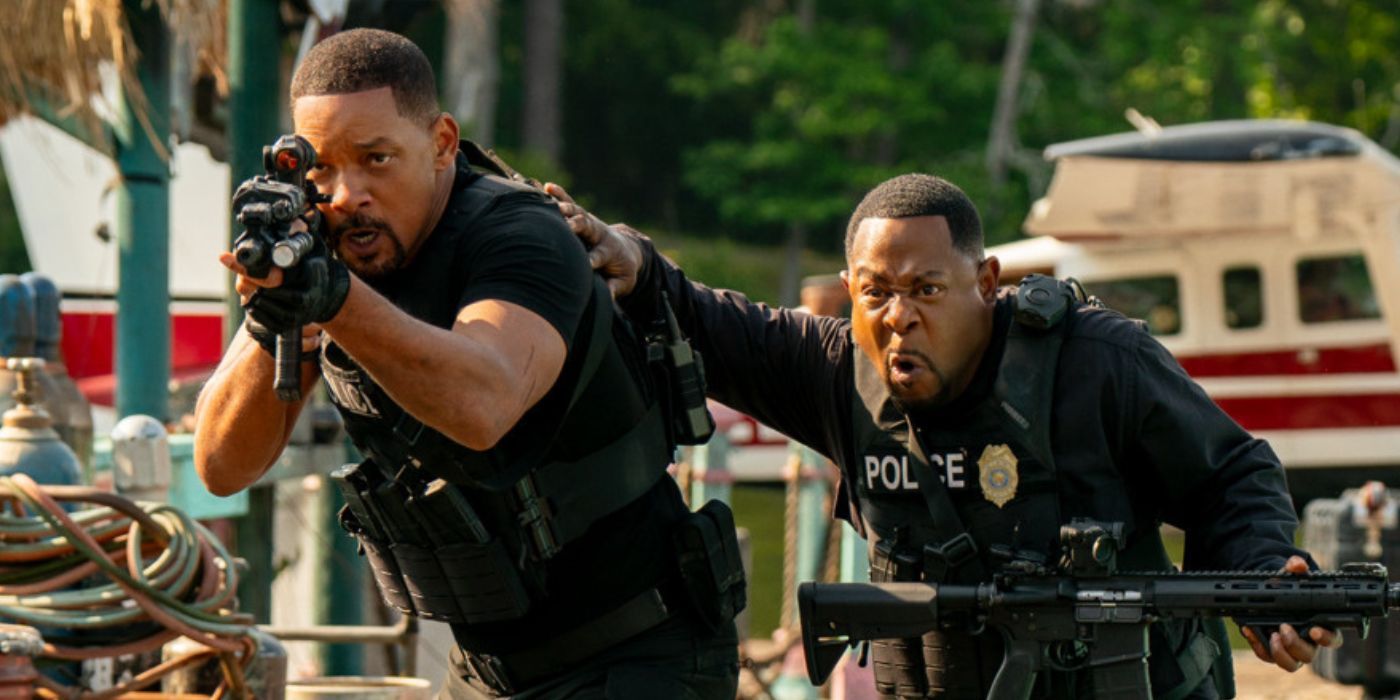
top-left (21, 273), bottom-right (93, 469)
top-left (0, 358), bottom-right (82, 486)
top-left (0, 276), bottom-right (72, 458)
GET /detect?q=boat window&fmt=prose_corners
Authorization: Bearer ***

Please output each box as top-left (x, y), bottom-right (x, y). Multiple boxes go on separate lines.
top-left (1223, 267), bottom-right (1263, 329)
top-left (1086, 275), bottom-right (1181, 336)
top-left (1295, 254), bottom-right (1380, 324)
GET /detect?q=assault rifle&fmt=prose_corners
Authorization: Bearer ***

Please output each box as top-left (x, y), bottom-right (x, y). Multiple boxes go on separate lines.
top-left (231, 135), bottom-right (329, 402)
top-left (800, 520), bottom-right (1400, 700)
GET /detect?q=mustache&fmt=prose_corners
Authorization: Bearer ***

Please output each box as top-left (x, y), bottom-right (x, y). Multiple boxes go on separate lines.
top-left (326, 213), bottom-right (394, 247)
top-left (887, 349), bottom-right (934, 370)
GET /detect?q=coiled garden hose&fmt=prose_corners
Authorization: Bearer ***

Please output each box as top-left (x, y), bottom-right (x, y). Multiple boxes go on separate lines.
top-left (0, 474), bottom-right (255, 698)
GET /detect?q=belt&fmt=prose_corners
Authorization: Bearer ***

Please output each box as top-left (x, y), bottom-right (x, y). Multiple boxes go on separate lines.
top-left (458, 586), bottom-right (674, 695)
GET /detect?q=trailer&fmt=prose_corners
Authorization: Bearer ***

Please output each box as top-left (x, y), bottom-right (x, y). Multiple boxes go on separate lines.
top-left (1000, 120), bottom-right (1400, 501)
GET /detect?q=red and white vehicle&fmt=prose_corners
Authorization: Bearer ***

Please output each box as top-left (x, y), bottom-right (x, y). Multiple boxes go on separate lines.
top-left (995, 120), bottom-right (1400, 501)
top-left (0, 115), bottom-right (230, 430)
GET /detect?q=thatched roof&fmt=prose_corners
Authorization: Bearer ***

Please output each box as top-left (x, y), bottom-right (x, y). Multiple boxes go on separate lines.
top-left (0, 0), bottom-right (226, 156)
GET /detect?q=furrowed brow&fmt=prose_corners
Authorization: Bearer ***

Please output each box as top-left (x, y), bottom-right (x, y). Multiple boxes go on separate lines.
top-left (352, 137), bottom-right (397, 151)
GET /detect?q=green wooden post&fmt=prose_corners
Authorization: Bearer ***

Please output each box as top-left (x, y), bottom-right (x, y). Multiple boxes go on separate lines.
top-left (321, 441), bottom-right (364, 676)
top-left (226, 0), bottom-right (283, 339)
top-left (689, 433), bottom-right (732, 506)
top-left (792, 443), bottom-right (829, 587)
top-left (227, 0), bottom-right (283, 624)
top-left (114, 0), bottom-right (170, 421)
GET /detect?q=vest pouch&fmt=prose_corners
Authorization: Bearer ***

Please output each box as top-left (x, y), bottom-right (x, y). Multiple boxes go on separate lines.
top-left (395, 538), bottom-right (532, 624)
top-left (339, 505), bottom-right (416, 616)
top-left (869, 540), bottom-right (931, 698)
top-left (674, 499), bottom-right (747, 633)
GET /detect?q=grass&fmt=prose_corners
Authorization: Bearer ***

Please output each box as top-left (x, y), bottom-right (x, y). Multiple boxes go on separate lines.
top-left (731, 483), bottom-right (787, 640)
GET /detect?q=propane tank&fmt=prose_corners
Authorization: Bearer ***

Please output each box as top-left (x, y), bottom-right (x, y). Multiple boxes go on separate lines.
top-left (0, 277), bottom-right (70, 449)
top-left (0, 624), bottom-right (42, 700)
top-left (21, 273), bottom-right (92, 469)
top-left (0, 275), bottom-right (35, 358)
top-left (0, 358), bottom-right (82, 486)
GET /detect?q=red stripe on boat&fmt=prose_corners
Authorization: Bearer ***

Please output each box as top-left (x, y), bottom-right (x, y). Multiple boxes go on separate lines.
top-left (1178, 343), bottom-right (1395, 377)
top-left (1214, 393), bottom-right (1400, 431)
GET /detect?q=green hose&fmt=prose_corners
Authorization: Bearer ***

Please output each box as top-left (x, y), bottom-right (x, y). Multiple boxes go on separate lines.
top-left (0, 476), bottom-right (253, 648)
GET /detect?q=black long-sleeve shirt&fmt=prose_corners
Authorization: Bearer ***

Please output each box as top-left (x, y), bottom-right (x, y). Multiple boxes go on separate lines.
top-left (625, 235), bottom-right (1306, 571)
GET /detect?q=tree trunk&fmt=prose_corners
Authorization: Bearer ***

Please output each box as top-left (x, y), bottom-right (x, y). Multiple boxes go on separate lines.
top-left (779, 0), bottom-right (816, 308)
top-left (523, 0), bottom-right (563, 163)
top-left (779, 222), bottom-right (807, 309)
top-left (443, 0), bottom-right (500, 145)
top-left (986, 0), bottom-right (1040, 185)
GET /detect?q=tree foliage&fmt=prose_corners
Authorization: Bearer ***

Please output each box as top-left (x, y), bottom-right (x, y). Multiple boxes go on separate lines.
top-left (674, 5), bottom-right (1005, 248)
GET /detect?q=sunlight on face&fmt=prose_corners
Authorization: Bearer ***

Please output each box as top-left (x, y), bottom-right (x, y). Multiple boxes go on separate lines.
top-left (293, 87), bottom-right (454, 280)
top-left (843, 216), bottom-right (999, 410)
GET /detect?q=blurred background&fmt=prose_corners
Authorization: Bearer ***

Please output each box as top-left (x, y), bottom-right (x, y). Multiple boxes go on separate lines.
top-left (1, 2), bottom-right (1399, 696)
top-left (3, 0), bottom-right (1399, 304)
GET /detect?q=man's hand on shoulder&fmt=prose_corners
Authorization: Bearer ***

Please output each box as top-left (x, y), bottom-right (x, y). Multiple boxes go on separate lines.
top-left (1240, 555), bottom-right (1343, 673)
top-left (545, 182), bottom-right (643, 298)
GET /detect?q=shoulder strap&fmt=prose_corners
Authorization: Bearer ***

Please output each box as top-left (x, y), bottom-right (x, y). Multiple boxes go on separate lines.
top-left (989, 274), bottom-right (1077, 473)
top-left (459, 139), bottom-right (545, 189)
top-left (852, 354), bottom-right (986, 583)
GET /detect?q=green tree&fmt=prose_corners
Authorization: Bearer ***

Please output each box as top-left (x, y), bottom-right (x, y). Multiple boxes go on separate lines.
top-left (677, 3), bottom-right (1009, 255)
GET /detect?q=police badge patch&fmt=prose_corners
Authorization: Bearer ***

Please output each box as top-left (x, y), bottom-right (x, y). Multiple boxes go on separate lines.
top-left (977, 444), bottom-right (1019, 508)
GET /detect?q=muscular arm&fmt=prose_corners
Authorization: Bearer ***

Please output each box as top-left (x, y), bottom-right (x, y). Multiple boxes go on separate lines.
top-left (319, 276), bottom-right (565, 451)
top-left (194, 326), bottom-right (321, 496)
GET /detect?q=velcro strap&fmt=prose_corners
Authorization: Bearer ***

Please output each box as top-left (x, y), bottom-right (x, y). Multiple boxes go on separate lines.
top-left (468, 587), bottom-right (672, 691)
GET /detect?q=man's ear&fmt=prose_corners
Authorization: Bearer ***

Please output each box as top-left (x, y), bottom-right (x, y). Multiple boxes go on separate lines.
top-left (839, 269), bottom-right (852, 294)
top-left (979, 256), bottom-right (1001, 302)
top-left (432, 113), bottom-right (460, 169)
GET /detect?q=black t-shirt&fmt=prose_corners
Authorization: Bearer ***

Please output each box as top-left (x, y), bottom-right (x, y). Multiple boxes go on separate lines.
top-left (341, 152), bottom-right (688, 652)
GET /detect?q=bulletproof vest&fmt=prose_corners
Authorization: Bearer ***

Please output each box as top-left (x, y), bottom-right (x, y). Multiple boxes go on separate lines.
top-left (848, 277), bottom-right (1231, 700)
top-left (320, 166), bottom-right (674, 626)
top-left (850, 293), bottom-right (1066, 575)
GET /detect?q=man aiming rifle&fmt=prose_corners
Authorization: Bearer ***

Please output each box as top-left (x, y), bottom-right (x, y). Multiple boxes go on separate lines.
top-left (195, 29), bottom-right (744, 699)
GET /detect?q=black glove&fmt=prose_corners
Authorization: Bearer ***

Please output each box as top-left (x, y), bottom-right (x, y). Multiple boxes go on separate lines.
top-left (244, 316), bottom-right (321, 362)
top-left (243, 315), bottom-right (279, 357)
top-left (243, 243), bottom-right (351, 334)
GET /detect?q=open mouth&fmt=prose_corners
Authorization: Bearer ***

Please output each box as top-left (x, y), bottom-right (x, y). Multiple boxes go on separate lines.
top-left (888, 353), bottom-right (925, 383)
top-left (337, 228), bottom-right (385, 255)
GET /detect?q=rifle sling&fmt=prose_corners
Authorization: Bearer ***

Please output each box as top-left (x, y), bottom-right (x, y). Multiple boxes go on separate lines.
top-left (904, 420), bottom-right (988, 584)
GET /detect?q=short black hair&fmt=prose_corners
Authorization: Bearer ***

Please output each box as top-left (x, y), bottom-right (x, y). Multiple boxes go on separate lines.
top-left (845, 174), bottom-right (983, 260)
top-left (290, 29), bottom-right (440, 125)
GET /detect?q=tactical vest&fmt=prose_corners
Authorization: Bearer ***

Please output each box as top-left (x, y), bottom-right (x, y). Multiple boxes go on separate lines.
top-left (320, 168), bottom-right (675, 630)
top-left (848, 277), bottom-right (1232, 700)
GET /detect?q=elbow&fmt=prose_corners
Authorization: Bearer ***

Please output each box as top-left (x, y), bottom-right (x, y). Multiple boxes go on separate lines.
top-left (446, 398), bottom-right (517, 452)
top-left (194, 440), bottom-right (261, 497)
top-left (452, 409), bottom-right (510, 452)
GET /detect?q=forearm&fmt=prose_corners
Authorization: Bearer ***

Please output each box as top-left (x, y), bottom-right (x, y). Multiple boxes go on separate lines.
top-left (1130, 337), bottom-right (1307, 570)
top-left (194, 329), bottom-right (316, 496)
top-left (617, 229), bottom-right (850, 459)
top-left (319, 277), bottom-right (521, 451)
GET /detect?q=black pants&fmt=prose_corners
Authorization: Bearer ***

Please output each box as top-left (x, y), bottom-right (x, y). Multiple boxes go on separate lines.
top-left (437, 615), bottom-right (739, 700)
